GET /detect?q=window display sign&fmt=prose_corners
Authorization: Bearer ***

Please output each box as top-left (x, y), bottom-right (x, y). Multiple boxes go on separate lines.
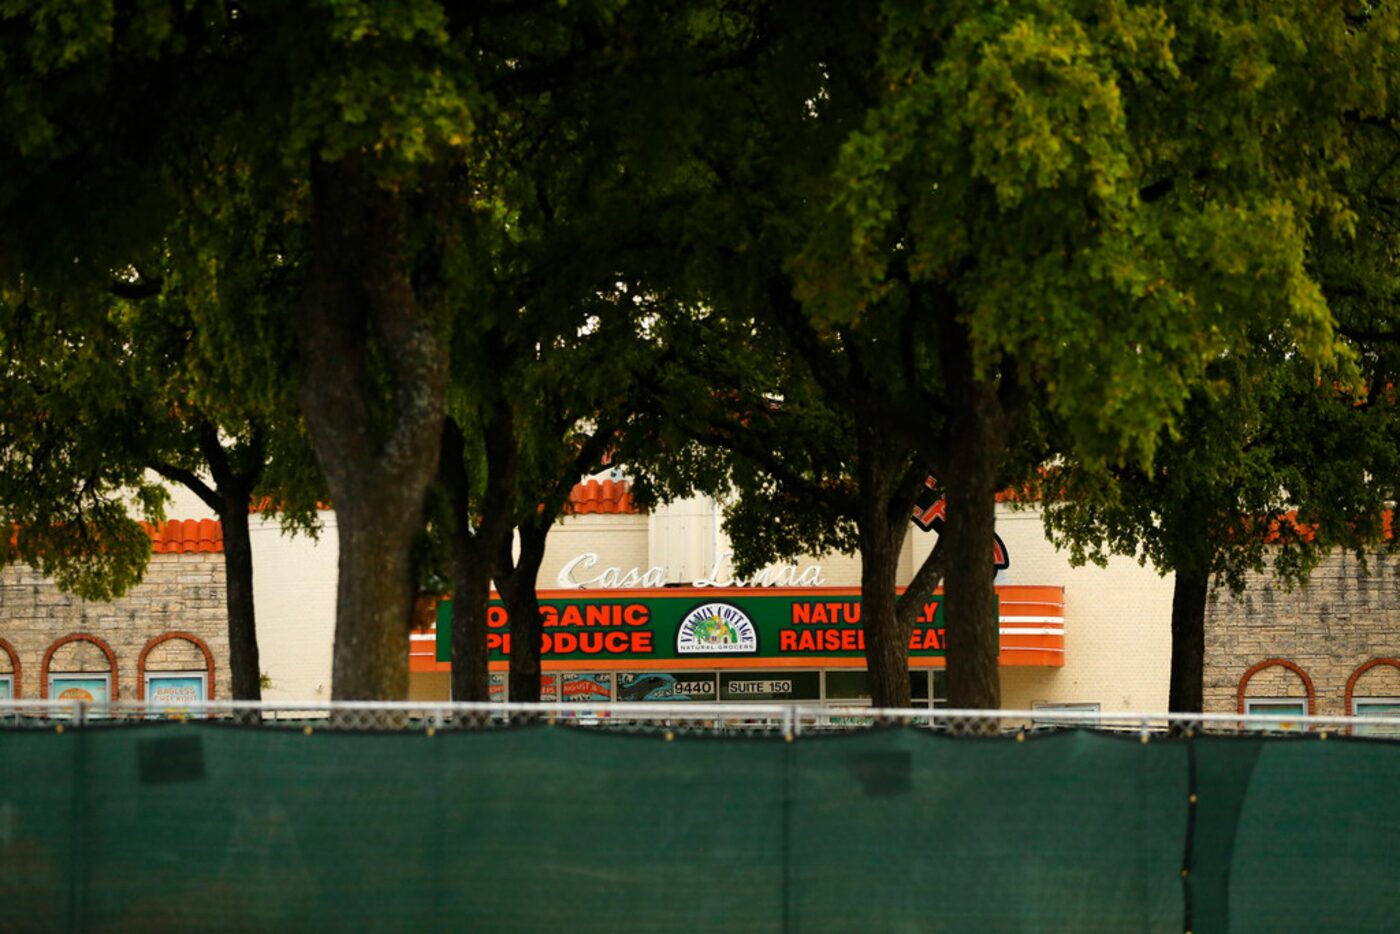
top-left (617, 673), bottom-right (718, 702)
top-left (50, 676), bottom-right (110, 706)
top-left (561, 674), bottom-right (612, 703)
top-left (477, 674), bottom-right (557, 702)
top-left (146, 674), bottom-right (206, 712)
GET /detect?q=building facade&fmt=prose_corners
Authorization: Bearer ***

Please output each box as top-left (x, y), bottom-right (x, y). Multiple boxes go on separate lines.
top-left (0, 521), bottom-right (226, 705)
top-left (1206, 550), bottom-right (1400, 723)
top-left (9, 477), bottom-right (1391, 716)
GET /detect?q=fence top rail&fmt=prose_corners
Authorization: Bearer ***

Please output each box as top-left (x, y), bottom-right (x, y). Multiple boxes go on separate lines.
top-left (2, 699), bottom-right (1399, 734)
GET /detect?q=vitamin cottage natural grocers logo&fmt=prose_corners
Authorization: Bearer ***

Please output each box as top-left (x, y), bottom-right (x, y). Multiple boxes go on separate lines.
top-left (675, 602), bottom-right (758, 655)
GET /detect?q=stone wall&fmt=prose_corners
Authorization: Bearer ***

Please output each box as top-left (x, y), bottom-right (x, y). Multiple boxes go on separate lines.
top-left (1205, 550), bottom-right (1400, 716)
top-left (0, 554), bottom-right (228, 700)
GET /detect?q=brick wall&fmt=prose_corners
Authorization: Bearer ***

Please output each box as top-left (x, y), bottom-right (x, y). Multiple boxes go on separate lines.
top-left (1205, 550), bottom-right (1400, 716)
top-left (0, 553), bottom-right (228, 700)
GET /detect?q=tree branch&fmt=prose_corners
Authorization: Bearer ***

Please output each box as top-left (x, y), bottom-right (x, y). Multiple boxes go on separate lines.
top-left (896, 535), bottom-right (947, 633)
top-left (149, 460), bottom-right (222, 515)
top-left (766, 275), bottom-right (854, 404)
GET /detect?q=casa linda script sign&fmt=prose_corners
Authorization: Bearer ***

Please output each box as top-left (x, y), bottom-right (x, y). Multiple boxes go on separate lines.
top-left (434, 590), bottom-right (965, 666)
top-left (556, 550), bottom-right (826, 589)
top-left (557, 486), bottom-right (1009, 591)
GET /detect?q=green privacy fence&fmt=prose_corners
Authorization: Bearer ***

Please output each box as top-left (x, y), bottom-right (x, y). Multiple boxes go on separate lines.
top-left (1, 724), bottom-right (1397, 932)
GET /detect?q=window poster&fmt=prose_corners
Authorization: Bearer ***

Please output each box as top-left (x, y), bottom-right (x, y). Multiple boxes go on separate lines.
top-left (617, 672), bottom-right (718, 702)
top-left (50, 676), bottom-right (110, 706)
top-left (560, 674), bottom-right (612, 703)
top-left (147, 674), bottom-right (206, 712)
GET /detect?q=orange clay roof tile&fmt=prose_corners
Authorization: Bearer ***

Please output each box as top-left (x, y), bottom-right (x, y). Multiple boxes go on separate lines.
top-left (138, 481), bottom-right (637, 555)
top-left (144, 518), bottom-right (223, 554)
top-left (563, 478), bottom-right (638, 515)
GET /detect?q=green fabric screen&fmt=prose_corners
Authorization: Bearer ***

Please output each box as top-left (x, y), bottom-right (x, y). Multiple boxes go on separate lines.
top-left (0, 724), bottom-right (1395, 931)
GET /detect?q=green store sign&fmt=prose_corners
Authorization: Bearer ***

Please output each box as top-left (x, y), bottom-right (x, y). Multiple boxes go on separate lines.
top-left (436, 589), bottom-right (958, 667)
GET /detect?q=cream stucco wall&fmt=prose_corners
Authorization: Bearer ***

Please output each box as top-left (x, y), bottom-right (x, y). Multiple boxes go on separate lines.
top-left (163, 480), bottom-right (1173, 708)
top-left (909, 505), bottom-right (1173, 713)
top-left (542, 513), bottom-right (653, 589)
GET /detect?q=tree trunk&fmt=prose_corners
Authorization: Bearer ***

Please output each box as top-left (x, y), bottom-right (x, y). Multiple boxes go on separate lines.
top-left (501, 522), bottom-right (551, 703)
top-left (298, 158), bottom-right (448, 700)
top-left (1169, 568), bottom-right (1209, 713)
top-left (450, 534), bottom-right (492, 702)
top-left (853, 421), bottom-right (917, 709)
top-left (940, 324), bottom-right (1010, 710)
top-left (330, 505), bottom-right (418, 700)
top-left (439, 409), bottom-right (518, 702)
top-left (861, 533), bottom-right (911, 709)
top-left (941, 446), bottom-right (1003, 710)
top-left (220, 503), bottom-right (262, 701)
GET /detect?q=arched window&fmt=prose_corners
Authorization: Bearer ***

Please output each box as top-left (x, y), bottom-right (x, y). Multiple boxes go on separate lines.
top-left (0, 638), bottom-right (19, 699)
top-left (1346, 659), bottom-right (1400, 737)
top-left (42, 633), bottom-right (118, 703)
top-left (138, 632), bottom-right (216, 708)
top-left (1237, 658), bottom-right (1315, 727)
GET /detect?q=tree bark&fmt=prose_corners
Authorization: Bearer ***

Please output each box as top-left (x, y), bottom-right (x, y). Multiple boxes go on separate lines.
top-left (940, 325), bottom-right (1010, 710)
top-left (1169, 568), bottom-right (1209, 713)
top-left (439, 406), bottom-right (519, 702)
top-left (330, 504), bottom-right (419, 700)
top-left (860, 526), bottom-right (911, 708)
top-left (220, 502), bottom-right (262, 701)
top-left (155, 425), bottom-right (266, 702)
top-left (449, 534), bottom-right (492, 702)
top-left (853, 423), bottom-right (921, 709)
top-left (299, 158), bottom-right (448, 700)
top-left (500, 521), bottom-right (552, 703)
top-left (941, 444), bottom-right (1003, 710)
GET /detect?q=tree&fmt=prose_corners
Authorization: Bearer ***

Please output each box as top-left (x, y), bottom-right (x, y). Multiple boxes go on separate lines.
top-left (1044, 97), bottom-right (1400, 713)
top-left (0, 231), bottom-right (324, 701)
top-left (0, 2), bottom-right (485, 698)
top-left (424, 2), bottom-right (725, 704)
top-left (1042, 351), bottom-right (1398, 712)
top-left (632, 1), bottom-right (1400, 712)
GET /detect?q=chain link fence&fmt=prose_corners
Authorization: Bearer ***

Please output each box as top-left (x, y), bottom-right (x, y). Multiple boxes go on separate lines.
top-left (3, 698), bottom-right (1398, 739)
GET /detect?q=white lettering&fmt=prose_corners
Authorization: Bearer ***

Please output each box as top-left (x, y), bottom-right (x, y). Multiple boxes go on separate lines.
top-left (695, 551), bottom-right (826, 588)
top-left (556, 552), bottom-right (669, 590)
top-left (560, 551), bottom-right (825, 589)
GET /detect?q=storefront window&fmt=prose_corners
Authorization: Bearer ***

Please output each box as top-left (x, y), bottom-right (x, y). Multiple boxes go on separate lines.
top-left (1032, 702), bottom-right (1102, 729)
top-left (822, 670), bottom-right (940, 707)
top-left (560, 674), bottom-right (612, 703)
top-left (1352, 698), bottom-right (1400, 737)
top-left (617, 672), bottom-right (717, 702)
top-left (1244, 698), bottom-right (1306, 731)
top-left (719, 671), bottom-right (820, 702)
top-left (482, 673), bottom-right (557, 702)
top-left (145, 672), bottom-right (207, 716)
top-left (49, 674), bottom-right (111, 711)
